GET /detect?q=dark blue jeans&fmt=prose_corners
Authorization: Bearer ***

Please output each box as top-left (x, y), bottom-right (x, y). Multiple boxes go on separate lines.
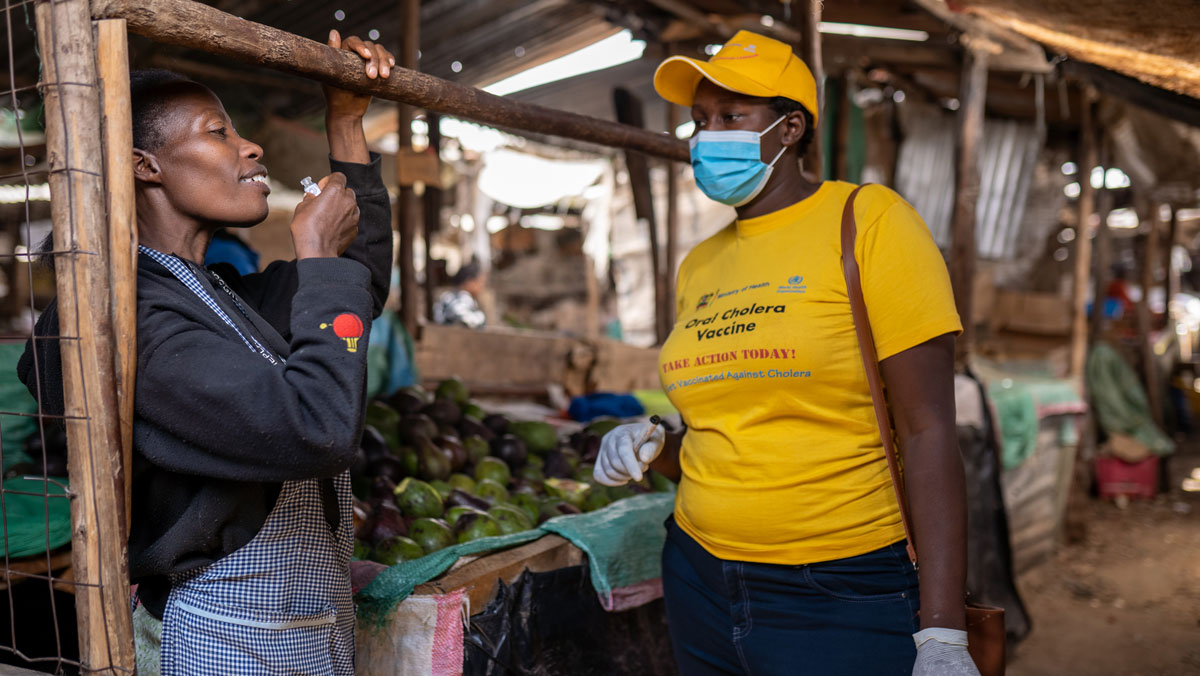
top-left (662, 516), bottom-right (920, 675)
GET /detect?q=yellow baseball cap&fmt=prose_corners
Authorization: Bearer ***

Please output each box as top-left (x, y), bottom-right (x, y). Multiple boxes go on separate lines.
top-left (654, 30), bottom-right (819, 124)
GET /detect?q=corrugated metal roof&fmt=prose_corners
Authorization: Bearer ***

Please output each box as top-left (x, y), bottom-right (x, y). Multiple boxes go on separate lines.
top-left (895, 102), bottom-right (1041, 260)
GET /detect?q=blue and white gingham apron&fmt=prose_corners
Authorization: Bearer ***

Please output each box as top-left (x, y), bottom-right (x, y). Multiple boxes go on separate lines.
top-left (140, 246), bottom-right (354, 674)
top-left (159, 471), bottom-right (356, 675)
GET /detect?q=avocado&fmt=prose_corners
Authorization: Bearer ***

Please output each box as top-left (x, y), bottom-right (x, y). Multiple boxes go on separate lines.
top-left (525, 454), bottom-right (544, 471)
top-left (409, 518), bottom-right (455, 554)
top-left (428, 480), bottom-right (453, 500)
top-left (436, 377), bottom-right (471, 405)
top-left (370, 535), bottom-right (424, 566)
top-left (445, 505), bottom-right (487, 526)
top-left (583, 418), bottom-right (622, 437)
top-left (365, 401), bottom-right (402, 448)
top-left (399, 414), bottom-right (438, 445)
top-left (581, 485), bottom-right (612, 512)
top-left (462, 435), bottom-right (490, 465)
top-left (368, 503), bottom-right (407, 543)
top-left (422, 399), bottom-right (462, 426)
top-left (461, 403), bottom-right (486, 420)
top-left (648, 470), bottom-right (677, 493)
top-left (509, 493), bottom-right (540, 524)
top-left (475, 478), bottom-right (510, 504)
top-left (518, 465), bottom-right (545, 483)
top-left (399, 446), bottom-right (419, 477)
top-left (508, 421), bottom-right (558, 455)
top-left (490, 434), bottom-right (527, 470)
top-left (452, 511), bottom-right (502, 544)
top-left (416, 437), bottom-right (451, 482)
top-left (544, 478), bottom-right (591, 509)
top-left (368, 455), bottom-right (407, 482)
top-left (473, 457), bottom-right (511, 485)
top-left (458, 416), bottom-right (495, 442)
top-left (393, 478), bottom-right (445, 519)
top-left (573, 464), bottom-right (595, 484)
top-left (448, 473), bottom-right (476, 494)
top-left (537, 499), bottom-right (581, 524)
top-left (386, 388), bottom-right (428, 415)
top-left (488, 504), bottom-right (534, 535)
top-left (445, 488), bottom-right (491, 512)
top-left (481, 413), bottom-right (511, 435)
top-left (360, 425), bottom-right (391, 463)
top-left (434, 434), bottom-right (468, 472)
top-left (353, 539), bottom-right (372, 561)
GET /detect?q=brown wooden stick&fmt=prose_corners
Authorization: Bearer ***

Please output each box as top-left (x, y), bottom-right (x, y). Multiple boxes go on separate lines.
top-left (36, 1), bottom-right (135, 670)
top-left (1069, 88), bottom-right (1097, 381)
top-left (395, 0), bottom-right (421, 336)
top-left (96, 18), bottom-right (137, 540)
top-left (90, 0), bottom-right (690, 163)
top-left (950, 44), bottom-right (989, 369)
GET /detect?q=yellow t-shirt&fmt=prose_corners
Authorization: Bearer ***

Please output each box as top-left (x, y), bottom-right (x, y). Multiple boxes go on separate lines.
top-left (659, 181), bottom-right (962, 565)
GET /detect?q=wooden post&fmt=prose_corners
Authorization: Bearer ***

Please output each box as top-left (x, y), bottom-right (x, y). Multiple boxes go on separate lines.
top-left (1069, 89), bottom-right (1097, 381)
top-left (1139, 205), bottom-right (1163, 426)
top-left (950, 43), bottom-right (989, 368)
top-left (1090, 137), bottom-right (1114, 341)
top-left (96, 19), bottom-right (136, 534)
top-left (35, 1), bottom-right (135, 670)
top-left (613, 87), bottom-right (666, 344)
top-left (1164, 205), bottom-right (1179, 306)
top-left (90, 0), bottom-right (689, 163)
top-left (423, 111), bottom-right (442, 322)
top-left (396, 0), bottom-right (420, 335)
top-left (584, 255), bottom-right (600, 340)
top-left (794, 0), bottom-right (824, 179)
top-left (665, 100), bottom-right (680, 328)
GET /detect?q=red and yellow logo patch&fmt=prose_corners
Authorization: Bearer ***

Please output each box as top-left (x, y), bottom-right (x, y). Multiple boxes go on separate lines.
top-left (320, 313), bottom-right (364, 352)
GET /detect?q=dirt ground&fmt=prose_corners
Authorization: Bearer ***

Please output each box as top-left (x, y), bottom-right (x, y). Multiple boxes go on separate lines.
top-left (1007, 447), bottom-right (1200, 676)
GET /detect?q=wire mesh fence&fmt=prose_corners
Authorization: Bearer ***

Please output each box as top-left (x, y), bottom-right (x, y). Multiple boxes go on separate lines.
top-left (1, 0), bottom-right (81, 672)
top-left (1, 0), bottom-right (134, 673)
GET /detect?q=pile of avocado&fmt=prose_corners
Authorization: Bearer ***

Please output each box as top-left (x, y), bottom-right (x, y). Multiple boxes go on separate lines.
top-left (351, 378), bottom-right (675, 567)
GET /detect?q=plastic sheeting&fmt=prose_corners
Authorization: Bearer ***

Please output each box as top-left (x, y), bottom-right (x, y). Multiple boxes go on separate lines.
top-left (357, 494), bottom-right (675, 626)
top-left (1087, 342), bottom-right (1175, 456)
top-left (463, 564), bottom-right (676, 676)
top-left (957, 374), bottom-right (1032, 642)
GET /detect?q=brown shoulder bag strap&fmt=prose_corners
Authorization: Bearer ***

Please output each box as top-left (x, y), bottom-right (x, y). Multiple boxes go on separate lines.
top-left (840, 184), bottom-right (919, 567)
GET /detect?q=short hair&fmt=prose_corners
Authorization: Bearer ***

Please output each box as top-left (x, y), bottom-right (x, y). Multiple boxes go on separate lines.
top-left (767, 96), bottom-right (816, 159)
top-left (129, 69), bottom-right (196, 151)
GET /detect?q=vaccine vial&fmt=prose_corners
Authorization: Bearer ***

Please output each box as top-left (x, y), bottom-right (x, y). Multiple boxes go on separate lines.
top-left (300, 176), bottom-right (321, 197)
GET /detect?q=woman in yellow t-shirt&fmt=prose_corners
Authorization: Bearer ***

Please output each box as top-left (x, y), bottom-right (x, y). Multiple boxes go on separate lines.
top-left (594, 31), bottom-right (979, 676)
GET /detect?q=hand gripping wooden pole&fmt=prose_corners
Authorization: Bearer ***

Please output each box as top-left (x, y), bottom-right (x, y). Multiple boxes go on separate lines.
top-left (89, 0), bottom-right (690, 163)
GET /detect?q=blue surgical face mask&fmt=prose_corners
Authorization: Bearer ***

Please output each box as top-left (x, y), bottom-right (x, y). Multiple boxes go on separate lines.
top-left (689, 116), bottom-right (789, 207)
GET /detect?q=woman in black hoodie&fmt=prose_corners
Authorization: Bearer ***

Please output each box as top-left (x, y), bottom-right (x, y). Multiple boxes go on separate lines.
top-left (20, 31), bottom-right (394, 675)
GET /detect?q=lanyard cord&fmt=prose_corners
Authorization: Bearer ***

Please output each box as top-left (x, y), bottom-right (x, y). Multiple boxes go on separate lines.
top-left (139, 245), bottom-right (280, 366)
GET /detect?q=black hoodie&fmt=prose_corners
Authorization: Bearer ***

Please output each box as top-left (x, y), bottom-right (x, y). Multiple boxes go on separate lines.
top-left (18, 155), bottom-right (392, 618)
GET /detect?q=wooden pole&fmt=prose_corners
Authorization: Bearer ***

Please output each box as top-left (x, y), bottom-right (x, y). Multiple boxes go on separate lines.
top-left (35, 1), bottom-right (135, 671)
top-left (950, 43), bottom-right (989, 369)
top-left (614, 87), bottom-right (666, 344)
top-left (90, 0), bottom-right (689, 163)
top-left (1069, 89), bottom-right (1097, 381)
top-left (1090, 137), bottom-right (1114, 341)
top-left (1139, 205), bottom-right (1164, 426)
top-left (794, 0), bottom-right (824, 179)
top-left (96, 19), bottom-right (136, 536)
top-left (423, 111), bottom-right (442, 322)
top-left (396, 0), bottom-right (420, 335)
top-left (665, 100), bottom-right (680, 328)
top-left (1164, 204), bottom-right (1179, 306)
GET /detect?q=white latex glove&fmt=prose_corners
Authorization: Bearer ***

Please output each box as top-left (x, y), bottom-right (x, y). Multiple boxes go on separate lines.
top-left (912, 628), bottom-right (981, 676)
top-left (593, 422), bottom-right (666, 486)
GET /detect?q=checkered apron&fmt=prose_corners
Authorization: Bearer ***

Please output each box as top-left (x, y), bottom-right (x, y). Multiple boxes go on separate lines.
top-left (159, 472), bottom-right (356, 675)
top-left (139, 246), bottom-right (354, 674)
